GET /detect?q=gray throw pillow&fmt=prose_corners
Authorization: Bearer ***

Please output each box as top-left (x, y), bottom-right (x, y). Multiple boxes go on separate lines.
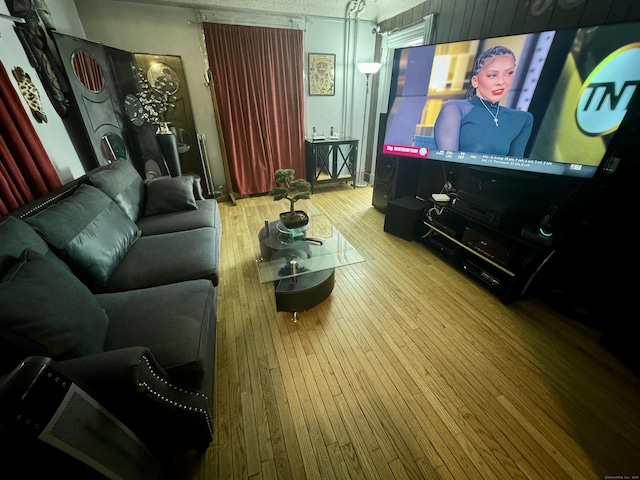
top-left (0, 216), bottom-right (50, 276)
top-left (0, 249), bottom-right (109, 364)
top-left (25, 184), bottom-right (141, 291)
top-left (89, 159), bottom-right (145, 221)
top-left (192, 176), bottom-right (205, 200)
top-left (144, 176), bottom-right (199, 216)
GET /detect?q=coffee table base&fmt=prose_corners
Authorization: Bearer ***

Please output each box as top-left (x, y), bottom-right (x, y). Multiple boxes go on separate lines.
top-left (275, 268), bottom-right (335, 322)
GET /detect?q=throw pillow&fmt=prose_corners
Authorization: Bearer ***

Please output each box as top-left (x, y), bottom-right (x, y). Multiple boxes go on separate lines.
top-left (89, 159), bottom-right (145, 222)
top-left (144, 176), bottom-right (198, 216)
top-left (25, 184), bottom-right (141, 291)
top-left (0, 216), bottom-right (50, 276)
top-left (0, 249), bottom-right (109, 362)
top-left (192, 176), bottom-right (205, 200)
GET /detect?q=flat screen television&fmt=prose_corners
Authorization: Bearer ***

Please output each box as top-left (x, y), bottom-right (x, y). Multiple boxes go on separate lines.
top-left (382, 21), bottom-right (640, 180)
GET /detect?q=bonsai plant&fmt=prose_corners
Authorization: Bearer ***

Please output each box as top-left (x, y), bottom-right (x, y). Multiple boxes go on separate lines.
top-left (268, 169), bottom-right (312, 229)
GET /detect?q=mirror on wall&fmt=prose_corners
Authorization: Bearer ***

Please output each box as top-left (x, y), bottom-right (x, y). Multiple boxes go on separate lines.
top-left (71, 50), bottom-right (105, 93)
top-left (100, 133), bottom-right (127, 162)
top-left (123, 93), bottom-right (144, 127)
top-left (174, 127), bottom-right (192, 154)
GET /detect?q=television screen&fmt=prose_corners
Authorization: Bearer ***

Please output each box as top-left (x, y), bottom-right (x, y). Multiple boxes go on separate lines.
top-left (382, 21), bottom-right (640, 179)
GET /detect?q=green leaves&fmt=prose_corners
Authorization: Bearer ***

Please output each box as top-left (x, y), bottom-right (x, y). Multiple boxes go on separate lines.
top-left (269, 187), bottom-right (289, 201)
top-left (268, 169), bottom-right (311, 210)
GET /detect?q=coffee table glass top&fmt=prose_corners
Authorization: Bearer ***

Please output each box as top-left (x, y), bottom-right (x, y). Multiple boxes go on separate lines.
top-left (248, 200), bottom-right (364, 283)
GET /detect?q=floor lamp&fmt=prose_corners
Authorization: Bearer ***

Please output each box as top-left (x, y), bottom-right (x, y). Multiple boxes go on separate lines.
top-left (354, 62), bottom-right (382, 187)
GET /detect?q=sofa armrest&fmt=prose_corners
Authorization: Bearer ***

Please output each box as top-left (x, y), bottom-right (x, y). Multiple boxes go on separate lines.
top-left (56, 347), bottom-right (213, 455)
top-left (0, 355), bottom-right (164, 479)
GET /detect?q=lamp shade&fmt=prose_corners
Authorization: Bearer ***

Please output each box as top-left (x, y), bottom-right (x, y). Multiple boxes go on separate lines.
top-left (357, 62), bottom-right (382, 75)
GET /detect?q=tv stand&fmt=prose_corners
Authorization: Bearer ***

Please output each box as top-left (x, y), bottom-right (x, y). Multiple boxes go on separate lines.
top-left (422, 202), bottom-right (555, 303)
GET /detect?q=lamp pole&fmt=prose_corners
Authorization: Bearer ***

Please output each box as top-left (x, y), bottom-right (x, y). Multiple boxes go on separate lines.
top-left (354, 62), bottom-right (381, 188)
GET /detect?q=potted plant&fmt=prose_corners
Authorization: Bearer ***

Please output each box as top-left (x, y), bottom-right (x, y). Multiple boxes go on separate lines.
top-left (268, 169), bottom-right (312, 229)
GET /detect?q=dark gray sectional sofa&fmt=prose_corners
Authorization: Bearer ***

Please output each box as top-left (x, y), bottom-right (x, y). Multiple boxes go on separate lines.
top-left (0, 159), bottom-right (221, 476)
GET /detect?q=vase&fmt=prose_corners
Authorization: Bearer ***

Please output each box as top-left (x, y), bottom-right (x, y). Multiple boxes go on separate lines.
top-left (155, 122), bottom-right (182, 177)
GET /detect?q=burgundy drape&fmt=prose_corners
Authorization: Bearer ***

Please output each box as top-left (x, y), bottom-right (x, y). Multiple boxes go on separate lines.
top-left (1, 61), bottom-right (61, 216)
top-left (203, 23), bottom-right (305, 196)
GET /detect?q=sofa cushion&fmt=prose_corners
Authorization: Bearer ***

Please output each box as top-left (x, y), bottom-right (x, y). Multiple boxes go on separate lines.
top-left (105, 226), bottom-right (219, 291)
top-left (0, 250), bottom-right (109, 368)
top-left (89, 159), bottom-right (145, 222)
top-left (147, 174), bottom-right (204, 199)
top-left (0, 216), bottom-right (52, 276)
top-left (144, 176), bottom-right (198, 216)
top-left (96, 279), bottom-right (216, 390)
top-left (137, 199), bottom-right (220, 236)
top-left (25, 184), bottom-right (141, 291)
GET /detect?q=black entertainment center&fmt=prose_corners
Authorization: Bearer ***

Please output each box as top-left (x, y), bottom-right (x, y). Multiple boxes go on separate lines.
top-left (422, 193), bottom-right (555, 303)
top-left (378, 158), bottom-right (562, 303)
top-left (376, 142), bottom-right (595, 302)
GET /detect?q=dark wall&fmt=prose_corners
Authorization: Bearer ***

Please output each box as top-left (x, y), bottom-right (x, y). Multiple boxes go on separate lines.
top-left (378, 0), bottom-right (640, 42)
top-left (376, 0), bottom-right (640, 372)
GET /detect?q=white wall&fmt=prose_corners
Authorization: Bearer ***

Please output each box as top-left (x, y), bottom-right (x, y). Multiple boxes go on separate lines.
top-left (46, 0), bottom-right (86, 38)
top-left (72, 0), bottom-right (377, 191)
top-left (0, 3), bottom-right (84, 183)
top-left (304, 16), bottom-right (377, 142)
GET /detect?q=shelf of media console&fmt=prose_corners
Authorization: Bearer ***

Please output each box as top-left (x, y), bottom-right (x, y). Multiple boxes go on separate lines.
top-left (421, 207), bottom-right (555, 302)
top-left (424, 221), bottom-right (517, 277)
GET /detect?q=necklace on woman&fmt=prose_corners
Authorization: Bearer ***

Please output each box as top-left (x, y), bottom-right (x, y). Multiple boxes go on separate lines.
top-left (479, 97), bottom-right (500, 126)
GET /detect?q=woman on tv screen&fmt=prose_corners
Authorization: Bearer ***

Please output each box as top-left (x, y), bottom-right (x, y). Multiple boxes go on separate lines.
top-left (433, 46), bottom-right (534, 157)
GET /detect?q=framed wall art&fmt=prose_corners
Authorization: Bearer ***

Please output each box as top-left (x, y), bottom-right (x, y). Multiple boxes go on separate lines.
top-left (308, 53), bottom-right (335, 96)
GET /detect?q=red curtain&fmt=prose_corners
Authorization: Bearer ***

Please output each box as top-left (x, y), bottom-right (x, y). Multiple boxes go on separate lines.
top-left (203, 23), bottom-right (305, 196)
top-left (1, 61), bottom-right (61, 216)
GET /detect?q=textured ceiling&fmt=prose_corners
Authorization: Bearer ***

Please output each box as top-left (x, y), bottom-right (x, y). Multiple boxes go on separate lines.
top-left (112, 0), bottom-right (426, 22)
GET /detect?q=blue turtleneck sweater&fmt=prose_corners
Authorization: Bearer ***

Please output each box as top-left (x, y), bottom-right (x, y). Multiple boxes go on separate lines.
top-left (433, 95), bottom-right (533, 157)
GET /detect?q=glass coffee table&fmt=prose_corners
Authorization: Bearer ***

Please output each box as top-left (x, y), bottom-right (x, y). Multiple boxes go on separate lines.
top-left (249, 200), bottom-right (364, 322)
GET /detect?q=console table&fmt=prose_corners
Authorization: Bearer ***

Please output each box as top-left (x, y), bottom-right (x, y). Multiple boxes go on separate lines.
top-left (305, 138), bottom-right (358, 192)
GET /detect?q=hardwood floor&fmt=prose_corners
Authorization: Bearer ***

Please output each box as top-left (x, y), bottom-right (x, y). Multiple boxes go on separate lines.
top-left (184, 184), bottom-right (640, 479)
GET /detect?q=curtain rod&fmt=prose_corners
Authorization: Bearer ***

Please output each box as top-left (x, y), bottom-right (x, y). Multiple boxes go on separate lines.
top-left (0, 13), bottom-right (26, 23)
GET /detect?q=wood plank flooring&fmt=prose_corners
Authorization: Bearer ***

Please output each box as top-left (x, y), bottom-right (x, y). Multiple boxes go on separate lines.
top-left (181, 184), bottom-right (640, 480)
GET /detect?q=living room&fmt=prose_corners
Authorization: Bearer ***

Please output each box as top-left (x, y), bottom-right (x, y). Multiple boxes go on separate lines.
top-left (1, 0), bottom-right (640, 478)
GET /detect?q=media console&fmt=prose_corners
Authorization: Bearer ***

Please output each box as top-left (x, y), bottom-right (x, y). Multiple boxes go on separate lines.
top-left (421, 200), bottom-right (555, 303)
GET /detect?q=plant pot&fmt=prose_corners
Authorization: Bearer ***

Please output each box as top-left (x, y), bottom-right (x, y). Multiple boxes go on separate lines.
top-left (280, 210), bottom-right (309, 230)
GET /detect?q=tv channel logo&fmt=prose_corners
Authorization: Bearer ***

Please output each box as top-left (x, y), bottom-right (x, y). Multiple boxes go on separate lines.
top-left (576, 43), bottom-right (640, 136)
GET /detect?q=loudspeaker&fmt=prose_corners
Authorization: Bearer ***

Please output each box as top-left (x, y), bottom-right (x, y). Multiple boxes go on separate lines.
top-left (0, 357), bottom-right (163, 479)
top-left (384, 196), bottom-right (429, 241)
top-left (373, 113), bottom-right (424, 211)
top-left (372, 154), bottom-right (423, 212)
